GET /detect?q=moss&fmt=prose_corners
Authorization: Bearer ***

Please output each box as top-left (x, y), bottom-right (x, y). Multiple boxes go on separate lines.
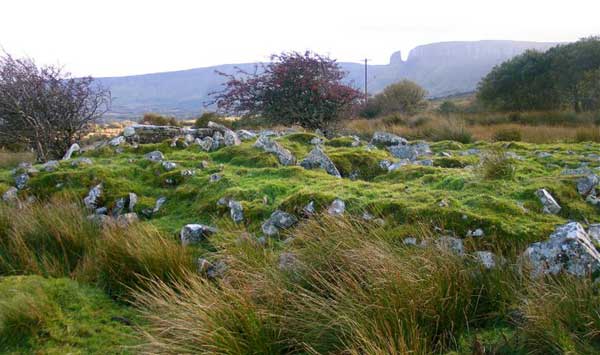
top-left (0, 275), bottom-right (141, 354)
top-left (325, 136), bottom-right (356, 147)
top-left (328, 149), bottom-right (388, 180)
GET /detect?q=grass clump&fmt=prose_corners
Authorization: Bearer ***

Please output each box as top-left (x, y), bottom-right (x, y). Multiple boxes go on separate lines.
top-left (478, 147), bottom-right (516, 180)
top-left (492, 127), bottom-right (522, 142)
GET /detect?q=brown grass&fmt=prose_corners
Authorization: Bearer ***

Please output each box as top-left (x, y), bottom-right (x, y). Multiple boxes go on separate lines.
top-left (0, 150), bottom-right (34, 169)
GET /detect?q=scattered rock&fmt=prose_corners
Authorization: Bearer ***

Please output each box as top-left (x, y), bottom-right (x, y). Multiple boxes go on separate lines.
top-left (209, 173), bottom-right (222, 183)
top-left (71, 158), bottom-right (93, 167)
top-left (523, 222), bottom-right (600, 277)
top-left (116, 213), bottom-right (139, 227)
top-left (62, 143), bottom-right (81, 160)
top-left (300, 147), bottom-right (341, 178)
top-left (223, 129), bottom-right (241, 146)
top-left (236, 130), bottom-right (256, 141)
top-left (460, 149), bottom-right (480, 156)
top-left (198, 137), bottom-right (214, 151)
top-left (536, 151), bottom-right (552, 159)
top-left (109, 136), bottom-right (126, 146)
top-left (303, 201), bottom-right (316, 215)
top-left (403, 237), bottom-right (417, 246)
top-left (211, 131), bottom-right (225, 150)
top-left (474, 251), bottom-right (497, 269)
top-left (387, 159), bottom-right (411, 172)
top-left (145, 151), bottom-right (164, 162)
top-left (198, 160), bottom-right (210, 169)
top-left (42, 160), bottom-right (60, 172)
top-left (587, 224), bottom-right (600, 247)
top-left (261, 210), bottom-right (298, 237)
top-left (371, 131), bottom-right (407, 146)
top-left (15, 174), bottom-right (29, 190)
top-left (467, 228), bottom-right (485, 238)
top-left (536, 189), bottom-right (561, 214)
top-left (180, 224), bottom-right (217, 246)
top-left (197, 258), bottom-right (227, 279)
top-left (84, 184), bottom-right (103, 210)
top-left (577, 174), bottom-right (599, 196)
top-left (562, 167), bottom-right (593, 176)
top-left (228, 199), bottom-right (244, 223)
top-left (123, 126), bottom-right (136, 137)
top-left (254, 135), bottom-right (296, 166)
top-left (181, 169), bottom-right (195, 177)
top-left (436, 236), bottom-right (465, 255)
top-left (2, 187), bottom-right (18, 203)
top-left (388, 142), bottom-right (431, 161)
top-left (162, 161), bottom-right (177, 171)
top-left (310, 137), bottom-right (324, 145)
top-left (327, 199), bottom-right (345, 216)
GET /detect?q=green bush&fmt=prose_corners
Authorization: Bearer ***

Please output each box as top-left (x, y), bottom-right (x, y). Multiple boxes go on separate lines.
top-left (141, 113), bottom-right (180, 126)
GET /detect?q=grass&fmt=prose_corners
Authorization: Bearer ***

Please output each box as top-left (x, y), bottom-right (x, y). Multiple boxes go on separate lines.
top-left (2, 122), bottom-right (600, 353)
top-left (0, 149), bottom-right (34, 169)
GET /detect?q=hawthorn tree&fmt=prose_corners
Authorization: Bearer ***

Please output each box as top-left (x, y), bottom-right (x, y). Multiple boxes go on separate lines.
top-left (210, 51), bottom-right (361, 130)
top-left (0, 53), bottom-right (110, 161)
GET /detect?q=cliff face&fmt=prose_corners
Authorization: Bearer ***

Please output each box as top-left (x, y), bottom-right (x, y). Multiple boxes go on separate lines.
top-left (99, 40), bottom-right (562, 118)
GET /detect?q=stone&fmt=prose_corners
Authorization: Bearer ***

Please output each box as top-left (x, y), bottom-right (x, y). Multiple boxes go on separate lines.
top-left (588, 224), bottom-right (600, 247)
top-left (212, 131), bottom-right (225, 150)
top-left (153, 196), bottom-right (167, 213)
top-left (181, 169), bottom-right (195, 177)
top-left (388, 142), bottom-right (431, 161)
top-left (379, 160), bottom-right (392, 170)
top-left (261, 210), bottom-right (298, 237)
top-left (577, 174), bottom-right (599, 196)
top-left (144, 151), bottom-right (164, 162)
top-left (223, 129), bottom-right (241, 146)
top-left (403, 237), bottom-right (417, 246)
top-left (162, 161), bottom-right (177, 171)
top-left (371, 131), bottom-right (407, 146)
top-left (209, 173), bottom-right (222, 183)
top-left (310, 137), bottom-right (324, 145)
top-left (417, 159), bottom-right (433, 166)
top-left (468, 228), bottom-right (485, 238)
top-left (460, 149), bottom-right (480, 156)
top-left (199, 137), bottom-right (214, 152)
top-left (300, 147), bottom-right (341, 178)
top-left (387, 159), bottom-right (411, 172)
top-left (303, 201), bottom-right (316, 215)
top-left (228, 200), bottom-right (244, 223)
top-left (536, 189), bottom-right (561, 214)
top-left (523, 222), bottom-right (600, 277)
top-left (109, 136), bottom-right (126, 146)
top-left (351, 136), bottom-right (361, 147)
top-left (95, 207), bottom-right (108, 215)
top-left (474, 251), bottom-right (496, 269)
top-left (254, 135), bottom-right (296, 166)
top-left (62, 143), bottom-right (80, 160)
top-left (562, 167), bottom-right (593, 176)
top-left (198, 160), bottom-right (210, 169)
top-left (123, 126), bottom-right (136, 137)
top-left (436, 237), bottom-right (465, 255)
top-left (128, 193), bottom-right (138, 212)
top-left (42, 160), bottom-right (60, 172)
top-left (328, 199), bottom-right (345, 216)
top-left (537, 151), bottom-right (552, 159)
top-left (15, 174), bottom-right (29, 190)
top-left (116, 213), bottom-right (139, 227)
top-left (171, 136), bottom-right (188, 148)
top-left (84, 184), bottom-right (103, 210)
top-left (71, 158), bottom-right (93, 167)
top-left (2, 187), bottom-right (18, 203)
top-left (180, 224), bottom-right (217, 246)
top-left (184, 134), bottom-right (195, 144)
top-left (197, 258), bottom-right (227, 279)
top-left (236, 130), bottom-right (256, 141)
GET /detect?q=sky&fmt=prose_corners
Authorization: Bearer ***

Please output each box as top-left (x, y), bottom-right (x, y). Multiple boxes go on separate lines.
top-left (1, 0), bottom-right (599, 77)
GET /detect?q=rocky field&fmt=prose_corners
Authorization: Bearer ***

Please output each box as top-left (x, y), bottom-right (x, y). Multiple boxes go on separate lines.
top-left (2, 122), bottom-right (600, 353)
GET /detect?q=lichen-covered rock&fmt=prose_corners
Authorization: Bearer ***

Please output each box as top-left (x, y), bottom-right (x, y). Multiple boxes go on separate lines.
top-left (211, 131), bottom-right (225, 150)
top-left (180, 224), bottom-right (217, 246)
top-left (300, 147), bottom-right (341, 178)
top-left (371, 131), bottom-right (407, 146)
top-left (223, 130), bottom-right (241, 146)
top-left (42, 160), bottom-right (60, 172)
top-left (2, 187), bottom-right (18, 203)
top-left (261, 210), bottom-right (298, 237)
top-left (15, 173), bottom-right (29, 190)
top-left (144, 151), bottom-right (164, 162)
top-left (254, 135), bottom-right (296, 166)
top-left (388, 142), bottom-right (431, 161)
top-left (198, 137), bottom-right (214, 152)
top-left (162, 161), bottom-right (177, 171)
top-left (228, 199), bottom-right (244, 223)
top-left (62, 143), bottom-right (81, 160)
top-left (523, 222), bottom-right (600, 277)
top-left (328, 198), bottom-right (345, 216)
top-left (467, 228), bottom-right (485, 238)
top-left (562, 167), bottom-right (593, 176)
top-left (474, 251), bottom-right (497, 269)
top-left (109, 136), bottom-right (126, 146)
top-left (536, 189), bottom-right (561, 214)
top-left (577, 174), bottom-right (599, 196)
top-left (436, 236), bottom-right (465, 255)
top-left (236, 129), bottom-right (256, 141)
top-left (84, 184), bottom-right (103, 210)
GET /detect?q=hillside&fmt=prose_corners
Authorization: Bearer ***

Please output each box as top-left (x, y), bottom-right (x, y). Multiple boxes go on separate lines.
top-left (98, 40), bottom-right (559, 119)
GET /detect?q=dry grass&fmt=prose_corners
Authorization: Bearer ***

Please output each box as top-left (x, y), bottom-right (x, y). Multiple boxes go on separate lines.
top-left (0, 149), bottom-right (34, 169)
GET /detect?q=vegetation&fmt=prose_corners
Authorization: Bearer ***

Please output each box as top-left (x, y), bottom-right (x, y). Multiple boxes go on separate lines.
top-left (211, 51), bottom-right (362, 130)
top-left (362, 79), bottom-right (428, 118)
top-left (0, 52), bottom-right (111, 161)
top-left (140, 113), bottom-right (180, 127)
top-left (478, 37), bottom-right (600, 112)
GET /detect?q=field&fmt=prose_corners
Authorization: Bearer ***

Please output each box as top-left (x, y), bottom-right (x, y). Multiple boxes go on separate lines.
top-left (2, 125), bottom-right (600, 353)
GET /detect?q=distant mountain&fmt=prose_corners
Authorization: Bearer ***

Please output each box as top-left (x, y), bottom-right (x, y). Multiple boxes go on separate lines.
top-left (97, 40), bottom-right (560, 119)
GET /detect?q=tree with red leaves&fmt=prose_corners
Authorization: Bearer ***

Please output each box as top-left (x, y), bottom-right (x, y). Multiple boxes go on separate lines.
top-left (210, 51), bottom-right (361, 130)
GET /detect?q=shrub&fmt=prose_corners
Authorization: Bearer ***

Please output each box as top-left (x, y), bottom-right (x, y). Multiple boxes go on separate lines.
top-left (492, 127), bottom-right (522, 142)
top-left (478, 147), bottom-right (516, 180)
top-left (359, 98), bottom-right (383, 118)
top-left (370, 80), bottom-right (428, 116)
top-left (141, 113), bottom-right (180, 126)
top-left (194, 111), bottom-right (228, 128)
top-left (437, 100), bottom-right (461, 115)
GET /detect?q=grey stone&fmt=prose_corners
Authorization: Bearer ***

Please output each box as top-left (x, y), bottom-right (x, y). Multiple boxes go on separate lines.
top-left (109, 136), bottom-right (126, 146)
top-left (300, 147), bottom-right (341, 178)
top-left (145, 151), bottom-right (164, 162)
top-left (523, 222), bottom-right (600, 277)
top-left (537, 151), bottom-right (552, 159)
top-left (403, 237), bottom-right (417, 246)
top-left (417, 159), bottom-right (433, 166)
top-left (379, 160), bottom-right (392, 170)
top-left (468, 228), bottom-right (485, 238)
top-left (577, 175), bottom-right (599, 196)
top-left (180, 224), bottom-right (217, 246)
top-left (562, 167), bottom-right (593, 176)
top-left (15, 174), bottom-right (29, 190)
top-left (128, 193), bottom-right (138, 212)
top-left (42, 160), bottom-right (60, 172)
top-left (388, 142), bottom-right (431, 161)
top-left (587, 224), bottom-right (600, 247)
top-left (371, 131), bottom-right (407, 146)
top-left (212, 131), bottom-right (225, 150)
top-left (84, 184), bottom-right (103, 210)
top-left (181, 169), bottom-right (195, 177)
top-left (116, 213), bottom-right (139, 227)
top-left (197, 258), bottom-right (227, 279)
top-left (436, 236), bottom-right (465, 255)
top-left (328, 199), bottom-right (345, 216)
top-left (261, 210), bottom-right (298, 236)
top-left (199, 137), bottom-right (214, 152)
top-left (71, 158), bottom-right (93, 167)
top-left (254, 135), bottom-right (296, 166)
top-left (387, 159), bottom-right (411, 172)
top-left (162, 161), bottom-right (177, 171)
top-left (198, 160), bottom-right (210, 169)
top-left (460, 149), bottom-right (480, 156)
top-left (2, 187), bottom-right (18, 203)
top-left (536, 189), bottom-right (561, 214)
top-left (474, 251), bottom-right (496, 269)
top-left (209, 173), bottom-right (222, 183)
top-left (62, 143), bottom-right (80, 160)
top-left (310, 137), bottom-right (324, 145)
top-left (223, 129), bottom-right (241, 146)
top-left (236, 130), bottom-right (257, 141)
top-left (303, 201), bottom-right (316, 215)
top-left (228, 200), bottom-right (244, 223)
top-left (123, 126), bottom-right (136, 137)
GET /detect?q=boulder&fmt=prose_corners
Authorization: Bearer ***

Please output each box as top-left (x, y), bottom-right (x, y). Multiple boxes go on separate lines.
top-left (577, 174), bottom-right (599, 196)
top-left (109, 136), bottom-right (126, 146)
top-left (387, 159), bottom-right (411, 172)
top-left (42, 160), bottom-right (60, 172)
top-left (523, 222), bottom-right (600, 277)
top-left (536, 189), bottom-right (561, 214)
top-left (236, 129), bottom-right (257, 141)
top-left (436, 236), bottom-right (465, 256)
top-left (71, 158), bottom-right (93, 167)
top-left (162, 161), bottom-right (177, 171)
top-left (388, 142), bottom-right (431, 161)
top-left (84, 184), bottom-right (103, 210)
top-left (180, 224), bottom-right (217, 246)
top-left (144, 151), bottom-right (164, 162)
top-left (223, 130), bottom-right (241, 146)
top-left (15, 173), bottom-right (29, 190)
top-left (253, 136), bottom-right (296, 166)
top-left (562, 167), bottom-right (593, 176)
top-left (300, 147), bottom-right (341, 178)
top-left (474, 251), bottom-right (497, 269)
top-left (328, 198), bottom-right (345, 216)
top-left (2, 187), bottom-right (18, 203)
top-left (261, 210), bottom-right (298, 237)
top-left (123, 126), bottom-right (136, 137)
top-left (371, 131), bottom-right (407, 146)
top-left (199, 137), bottom-right (214, 152)
top-left (62, 143), bottom-right (81, 160)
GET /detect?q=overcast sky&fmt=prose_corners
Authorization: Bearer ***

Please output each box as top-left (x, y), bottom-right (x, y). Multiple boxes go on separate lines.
top-left (1, 0), bottom-right (598, 77)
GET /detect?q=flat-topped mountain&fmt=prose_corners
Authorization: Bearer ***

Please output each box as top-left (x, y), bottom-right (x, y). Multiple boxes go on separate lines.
top-left (98, 40), bottom-right (560, 119)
